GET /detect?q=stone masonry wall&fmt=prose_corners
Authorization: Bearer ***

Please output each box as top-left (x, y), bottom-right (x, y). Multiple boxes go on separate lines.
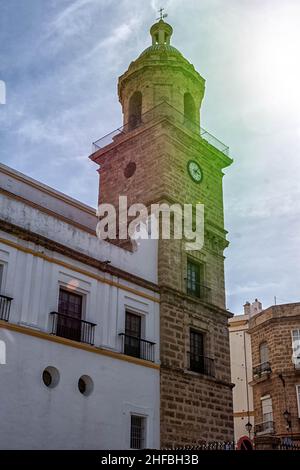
top-left (92, 111), bottom-right (234, 447)
top-left (160, 288), bottom-right (233, 447)
top-left (93, 119), bottom-right (229, 308)
top-left (249, 304), bottom-right (300, 439)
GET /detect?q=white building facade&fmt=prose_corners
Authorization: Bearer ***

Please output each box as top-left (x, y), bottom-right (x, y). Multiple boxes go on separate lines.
top-left (229, 300), bottom-right (263, 442)
top-left (0, 163), bottom-right (160, 449)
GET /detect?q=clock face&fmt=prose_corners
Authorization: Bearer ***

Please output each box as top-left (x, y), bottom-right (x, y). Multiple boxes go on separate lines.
top-left (187, 160), bottom-right (203, 183)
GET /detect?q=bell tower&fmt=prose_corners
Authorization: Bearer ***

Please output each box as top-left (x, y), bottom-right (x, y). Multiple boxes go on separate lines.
top-left (90, 15), bottom-right (234, 447)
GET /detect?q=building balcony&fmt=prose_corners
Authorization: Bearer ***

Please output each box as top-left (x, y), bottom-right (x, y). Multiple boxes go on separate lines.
top-left (119, 333), bottom-right (155, 362)
top-left (0, 294), bottom-right (13, 322)
top-left (188, 352), bottom-right (215, 377)
top-left (253, 361), bottom-right (272, 381)
top-left (50, 312), bottom-right (96, 346)
top-left (254, 420), bottom-right (275, 436)
top-left (186, 279), bottom-right (212, 303)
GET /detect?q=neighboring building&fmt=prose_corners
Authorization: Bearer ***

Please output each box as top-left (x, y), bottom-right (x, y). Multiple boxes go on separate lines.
top-left (249, 302), bottom-right (300, 445)
top-left (90, 18), bottom-right (234, 446)
top-left (229, 300), bottom-right (262, 441)
top-left (230, 299), bottom-right (300, 447)
top-left (0, 163), bottom-right (160, 449)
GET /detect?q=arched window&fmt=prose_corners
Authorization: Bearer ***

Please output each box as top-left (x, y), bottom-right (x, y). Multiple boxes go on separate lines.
top-left (259, 342), bottom-right (269, 364)
top-left (128, 91), bottom-right (142, 130)
top-left (184, 92), bottom-right (196, 123)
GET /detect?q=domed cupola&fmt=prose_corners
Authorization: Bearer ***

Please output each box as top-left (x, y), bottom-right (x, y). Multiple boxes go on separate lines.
top-left (150, 18), bottom-right (173, 46)
top-left (118, 16), bottom-right (206, 128)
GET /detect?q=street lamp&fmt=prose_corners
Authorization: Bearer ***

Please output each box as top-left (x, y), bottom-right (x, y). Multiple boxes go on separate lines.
top-left (245, 421), bottom-right (253, 437)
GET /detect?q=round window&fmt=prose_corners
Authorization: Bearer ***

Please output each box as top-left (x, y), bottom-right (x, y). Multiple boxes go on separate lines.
top-left (124, 161), bottom-right (136, 178)
top-left (42, 366), bottom-right (60, 388)
top-left (78, 375), bottom-right (94, 396)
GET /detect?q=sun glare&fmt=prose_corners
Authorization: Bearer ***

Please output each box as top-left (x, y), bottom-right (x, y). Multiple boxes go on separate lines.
top-left (240, 3), bottom-right (300, 122)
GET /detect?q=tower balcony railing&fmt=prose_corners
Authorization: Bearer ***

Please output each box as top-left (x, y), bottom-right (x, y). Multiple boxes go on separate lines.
top-left (185, 278), bottom-right (212, 303)
top-left (50, 312), bottom-right (96, 346)
top-left (188, 352), bottom-right (215, 377)
top-left (92, 101), bottom-right (229, 156)
top-left (119, 333), bottom-right (155, 362)
top-left (0, 294), bottom-right (13, 322)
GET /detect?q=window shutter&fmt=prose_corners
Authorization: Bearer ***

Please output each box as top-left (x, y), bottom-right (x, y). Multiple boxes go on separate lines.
top-left (292, 330), bottom-right (300, 361)
top-left (261, 395), bottom-right (273, 422)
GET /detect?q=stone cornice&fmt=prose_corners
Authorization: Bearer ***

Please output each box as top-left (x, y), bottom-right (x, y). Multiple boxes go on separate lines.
top-left (249, 312), bottom-right (300, 332)
top-left (161, 363), bottom-right (235, 389)
top-left (118, 62), bottom-right (205, 102)
top-left (159, 284), bottom-right (233, 319)
top-left (90, 115), bottom-right (232, 170)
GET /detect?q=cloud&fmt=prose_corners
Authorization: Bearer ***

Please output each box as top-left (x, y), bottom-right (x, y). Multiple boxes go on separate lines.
top-left (44, 0), bottom-right (101, 43)
top-left (16, 118), bottom-right (69, 145)
top-left (80, 16), bottom-right (141, 63)
top-left (229, 281), bottom-right (280, 297)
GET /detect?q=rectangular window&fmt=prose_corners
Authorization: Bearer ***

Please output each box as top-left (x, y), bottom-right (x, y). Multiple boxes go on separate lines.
top-left (259, 342), bottom-right (269, 364)
top-left (296, 385), bottom-right (300, 418)
top-left (124, 311), bottom-right (142, 358)
top-left (261, 395), bottom-right (273, 423)
top-left (187, 260), bottom-right (201, 297)
top-left (254, 395), bottom-right (274, 434)
top-left (189, 330), bottom-right (204, 373)
top-left (189, 329), bottom-right (215, 376)
top-left (0, 264), bottom-right (3, 292)
top-left (0, 264), bottom-right (12, 322)
top-left (130, 415), bottom-right (145, 449)
top-left (186, 259), bottom-right (209, 301)
top-left (57, 288), bottom-right (83, 341)
top-left (292, 330), bottom-right (300, 365)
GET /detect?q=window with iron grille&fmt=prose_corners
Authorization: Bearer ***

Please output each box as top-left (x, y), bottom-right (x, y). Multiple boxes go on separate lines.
top-left (189, 329), bottom-right (204, 373)
top-left (130, 415), bottom-right (145, 449)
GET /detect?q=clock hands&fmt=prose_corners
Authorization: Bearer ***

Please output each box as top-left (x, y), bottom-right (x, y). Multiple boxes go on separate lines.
top-left (192, 167), bottom-right (201, 178)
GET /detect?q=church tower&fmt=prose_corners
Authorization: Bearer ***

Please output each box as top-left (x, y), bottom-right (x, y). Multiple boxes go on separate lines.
top-left (90, 15), bottom-right (234, 446)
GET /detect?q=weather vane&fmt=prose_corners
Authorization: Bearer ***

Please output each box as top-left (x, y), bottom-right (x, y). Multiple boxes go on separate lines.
top-left (157, 7), bottom-right (168, 21)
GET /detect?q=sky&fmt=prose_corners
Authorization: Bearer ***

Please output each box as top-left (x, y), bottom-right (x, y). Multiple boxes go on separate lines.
top-left (1, 0), bottom-right (300, 314)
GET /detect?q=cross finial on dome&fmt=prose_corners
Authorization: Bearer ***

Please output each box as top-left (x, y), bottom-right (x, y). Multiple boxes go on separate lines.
top-left (157, 7), bottom-right (168, 22)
